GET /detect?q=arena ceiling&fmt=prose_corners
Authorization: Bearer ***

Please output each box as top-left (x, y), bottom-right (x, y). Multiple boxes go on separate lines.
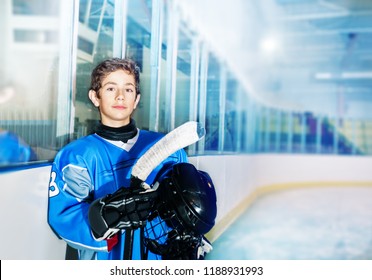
top-left (235, 0), bottom-right (372, 117)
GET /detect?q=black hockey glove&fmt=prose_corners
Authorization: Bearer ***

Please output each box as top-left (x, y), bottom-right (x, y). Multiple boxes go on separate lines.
top-left (145, 230), bottom-right (213, 260)
top-left (88, 186), bottom-right (157, 240)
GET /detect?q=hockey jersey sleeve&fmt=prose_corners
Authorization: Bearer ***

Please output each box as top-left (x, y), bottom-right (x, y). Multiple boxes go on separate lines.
top-left (47, 148), bottom-right (110, 253)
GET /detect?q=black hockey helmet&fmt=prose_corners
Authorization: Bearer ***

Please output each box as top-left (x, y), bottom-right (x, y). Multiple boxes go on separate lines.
top-left (155, 162), bottom-right (217, 235)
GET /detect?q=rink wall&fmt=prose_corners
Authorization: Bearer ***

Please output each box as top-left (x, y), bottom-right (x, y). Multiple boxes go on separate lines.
top-left (1, 154), bottom-right (372, 259)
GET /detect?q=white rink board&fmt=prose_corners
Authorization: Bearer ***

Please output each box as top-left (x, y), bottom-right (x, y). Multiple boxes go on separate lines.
top-left (1, 154), bottom-right (372, 259)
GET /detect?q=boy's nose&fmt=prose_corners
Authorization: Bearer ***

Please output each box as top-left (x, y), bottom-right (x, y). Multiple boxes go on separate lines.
top-left (116, 89), bottom-right (125, 100)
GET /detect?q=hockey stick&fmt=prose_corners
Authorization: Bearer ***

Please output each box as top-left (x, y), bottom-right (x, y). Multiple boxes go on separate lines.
top-left (123, 121), bottom-right (205, 260)
top-left (131, 121), bottom-right (205, 185)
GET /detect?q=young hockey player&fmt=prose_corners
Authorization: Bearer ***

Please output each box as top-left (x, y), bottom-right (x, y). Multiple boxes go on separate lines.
top-left (47, 58), bottom-right (216, 260)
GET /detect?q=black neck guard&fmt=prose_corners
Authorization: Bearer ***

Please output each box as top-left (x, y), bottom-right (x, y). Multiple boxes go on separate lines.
top-left (95, 119), bottom-right (138, 143)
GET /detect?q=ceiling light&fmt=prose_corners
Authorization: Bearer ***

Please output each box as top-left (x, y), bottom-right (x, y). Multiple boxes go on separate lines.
top-left (260, 37), bottom-right (279, 53)
top-left (315, 72), bottom-right (372, 80)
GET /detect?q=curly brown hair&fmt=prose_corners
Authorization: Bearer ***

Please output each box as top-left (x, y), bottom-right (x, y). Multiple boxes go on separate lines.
top-left (89, 58), bottom-right (141, 97)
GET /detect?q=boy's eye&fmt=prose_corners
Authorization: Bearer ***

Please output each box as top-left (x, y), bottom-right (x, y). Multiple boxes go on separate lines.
top-left (107, 87), bottom-right (115, 92)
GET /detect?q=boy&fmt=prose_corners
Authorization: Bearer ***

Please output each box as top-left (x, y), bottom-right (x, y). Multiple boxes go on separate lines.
top-left (47, 58), bottom-right (188, 260)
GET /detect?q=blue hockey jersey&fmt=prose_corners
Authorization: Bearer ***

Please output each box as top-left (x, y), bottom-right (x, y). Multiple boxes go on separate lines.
top-left (47, 130), bottom-right (188, 260)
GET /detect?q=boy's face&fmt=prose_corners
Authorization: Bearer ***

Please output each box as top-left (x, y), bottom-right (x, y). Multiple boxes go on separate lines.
top-left (89, 69), bottom-right (140, 127)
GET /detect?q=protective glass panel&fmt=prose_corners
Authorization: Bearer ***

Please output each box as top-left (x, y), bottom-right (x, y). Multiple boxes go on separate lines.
top-left (204, 54), bottom-right (220, 152)
top-left (174, 28), bottom-right (191, 128)
top-left (0, 0), bottom-right (63, 167)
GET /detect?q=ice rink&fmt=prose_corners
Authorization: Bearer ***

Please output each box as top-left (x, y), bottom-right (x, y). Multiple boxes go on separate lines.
top-left (207, 186), bottom-right (372, 260)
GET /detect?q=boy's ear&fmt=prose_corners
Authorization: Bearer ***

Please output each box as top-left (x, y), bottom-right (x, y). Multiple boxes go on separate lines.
top-left (89, 90), bottom-right (100, 107)
top-left (133, 94), bottom-right (141, 110)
